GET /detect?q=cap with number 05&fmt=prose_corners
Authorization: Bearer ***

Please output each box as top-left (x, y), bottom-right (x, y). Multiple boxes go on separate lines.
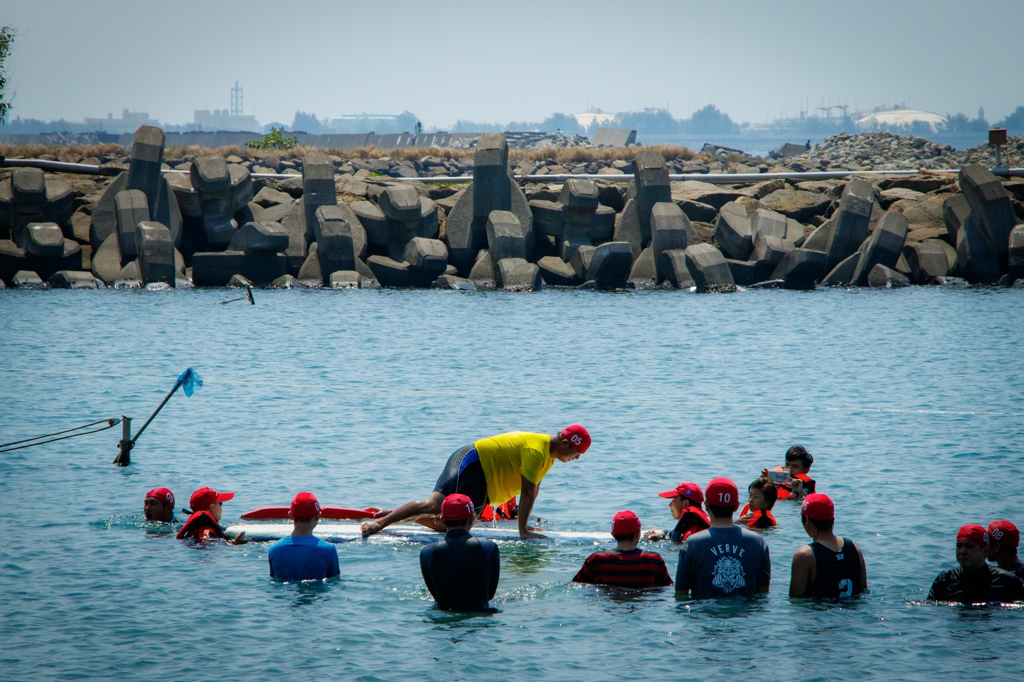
top-left (560, 424), bottom-right (591, 454)
top-left (705, 477), bottom-right (739, 508)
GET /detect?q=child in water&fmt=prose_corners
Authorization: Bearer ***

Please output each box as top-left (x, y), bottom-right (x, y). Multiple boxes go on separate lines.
top-left (738, 476), bottom-right (778, 529)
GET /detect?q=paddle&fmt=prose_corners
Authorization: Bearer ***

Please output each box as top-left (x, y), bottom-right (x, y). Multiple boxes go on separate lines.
top-left (241, 506), bottom-right (380, 520)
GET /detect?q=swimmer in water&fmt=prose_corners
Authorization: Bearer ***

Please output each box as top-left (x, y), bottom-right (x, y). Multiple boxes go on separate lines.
top-left (987, 520), bottom-right (1024, 580)
top-left (268, 492), bottom-right (339, 582)
top-left (177, 487), bottom-right (246, 544)
top-left (927, 524), bottom-right (1024, 603)
top-left (789, 494), bottom-right (866, 598)
top-left (644, 482), bottom-right (709, 544)
top-left (769, 445), bottom-right (816, 501)
top-left (362, 426), bottom-right (590, 540)
top-left (143, 487), bottom-right (176, 523)
top-left (419, 494), bottom-right (500, 611)
top-left (573, 511), bottom-right (672, 589)
top-left (738, 476), bottom-right (779, 529)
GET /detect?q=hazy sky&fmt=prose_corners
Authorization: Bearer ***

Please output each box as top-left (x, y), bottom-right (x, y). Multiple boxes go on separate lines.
top-left (2, 0), bottom-right (1022, 128)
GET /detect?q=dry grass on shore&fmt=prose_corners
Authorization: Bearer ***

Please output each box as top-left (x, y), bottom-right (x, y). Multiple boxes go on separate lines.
top-left (0, 143), bottom-right (128, 161)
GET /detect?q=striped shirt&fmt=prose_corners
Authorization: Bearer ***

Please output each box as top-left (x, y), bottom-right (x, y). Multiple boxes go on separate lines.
top-left (572, 548), bottom-right (673, 588)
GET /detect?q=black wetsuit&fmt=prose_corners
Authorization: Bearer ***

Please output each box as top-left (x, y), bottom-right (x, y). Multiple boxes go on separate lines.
top-left (1005, 561), bottom-right (1024, 581)
top-left (927, 564), bottom-right (1024, 603)
top-left (434, 445), bottom-right (489, 511)
top-left (420, 528), bottom-right (500, 611)
top-left (805, 538), bottom-right (864, 598)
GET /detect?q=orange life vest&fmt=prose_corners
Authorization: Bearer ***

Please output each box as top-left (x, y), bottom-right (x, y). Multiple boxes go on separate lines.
top-left (670, 506), bottom-right (710, 542)
top-left (778, 473), bottom-right (816, 500)
top-left (478, 498), bottom-right (517, 522)
top-left (177, 510), bottom-right (226, 540)
top-left (739, 505), bottom-right (778, 528)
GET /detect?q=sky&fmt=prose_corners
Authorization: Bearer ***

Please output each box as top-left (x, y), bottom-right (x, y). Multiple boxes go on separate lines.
top-left (2, 0), bottom-right (1022, 128)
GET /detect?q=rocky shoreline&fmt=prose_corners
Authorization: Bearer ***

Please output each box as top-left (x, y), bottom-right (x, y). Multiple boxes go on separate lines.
top-left (1, 127), bottom-right (1022, 292)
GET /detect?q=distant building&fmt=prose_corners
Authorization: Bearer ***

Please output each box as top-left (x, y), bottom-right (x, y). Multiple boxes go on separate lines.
top-left (573, 108), bottom-right (616, 129)
top-left (83, 109), bottom-right (161, 134)
top-left (194, 109), bottom-right (261, 132)
top-left (856, 107), bottom-right (947, 132)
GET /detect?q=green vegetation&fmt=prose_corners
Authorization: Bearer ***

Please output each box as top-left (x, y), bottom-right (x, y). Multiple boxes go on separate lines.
top-left (0, 26), bottom-right (14, 124)
top-left (248, 126), bottom-right (298, 151)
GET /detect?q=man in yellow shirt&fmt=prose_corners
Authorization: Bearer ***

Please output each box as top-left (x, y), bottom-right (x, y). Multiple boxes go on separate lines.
top-left (360, 425), bottom-right (591, 540)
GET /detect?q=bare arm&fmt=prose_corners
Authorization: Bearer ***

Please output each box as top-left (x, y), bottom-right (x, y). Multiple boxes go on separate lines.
top-left (789, 545), bottom-right (815, 598)
top-left (517, 477), bottom-right (544, 539)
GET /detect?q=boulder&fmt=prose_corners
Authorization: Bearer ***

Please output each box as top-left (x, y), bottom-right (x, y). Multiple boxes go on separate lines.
top-left (537, 255), bottom-right (580, 286)
top-left (825, 178), bottom-right (874, 269)
top-left (468, 248), bottom-right (497, 287)
top-left (586, 241), bottom-right (633, 289)
top-left (1008, 225), bottom-right (1024, 285)
top-left (22, 223), bottom-right (65, 258)
top-left (941, 194), bottom-right (971, 245)
top-left (670, 181), bottom-right (746, 210)
top-left (714, 202), bottom-right (754, 260)
top-left (114, 189), bottom-right (149, 261)
top-left (314, 205), bottom-right (357, 282)
top-left (135, 222), bottom-right (176, 286)
top-left (49, 270), bottom-right (101, 289)
top-left (227, 221), bottom-right (289, 254)
top-left (367, 255), bottom-right (410, 287)
top-left (676, 198), bottom-right (718, 223)
top-left (726, 258), bottom-right (773, 286)
top-left (650, 202), bottom-right (691, 284)
top-left (851, 212), bottom-right (908, 286)
top-left (612, 198), bottom-right (643, 259)
top-left (659, 250), bottom-right (695, 288)
top-left (684, 243), bottom-right (735, 293)
top-left (632, 151), bottom-right (672, 244)
top-left (750, 235), bottom-right (793, 270)
top-left (403, 237), bottom-right (448, 273)
top-left (955, 212), bottom-right (1002, 284)
top-left (759, 189), bottom-right (831, 222)
top-left (627, 246), bottom-right (657, 288)
top-left (330, 271), bottom-right (362, 289)
top-left (903, 242), bottom-right (951, 284)
top-left (820, 252), bottom-right (861, 287)
top-left (867, 264), bottom-right (910, 288)
top-left (496, 258), bottom-right (542, 291)
top-left (750, 208), bottom-right (790, 245)
top-left (570, 244), bottom-right (597, 281)
top-left (959, 164), bottom-right (1016, 266)
top-left (12, 270), bottom-right (45, 288)
top-left (191, 251), bottom-right (247, 286)
top-left (379, 184), bottom-right (421, 222)
top-left (486, 210), bottom-right (526, 265)
top-left (770, 248), bottom-right (829, 290)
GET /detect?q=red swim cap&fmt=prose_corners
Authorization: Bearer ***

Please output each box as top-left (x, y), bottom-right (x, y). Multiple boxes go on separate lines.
top-left (801, 493), bottom-right (834, 521)
top-left (190, 487), bottom-right (234, 511)
top-left (657, 482), bottom-right (704, 504)
top-left (560, 424), bottom-right (591, 453)
top-left (611, 510), bottom-right (641, 535)
top-left (987, 520), bottom-right (1018, 548)
top-left (705, 478), bottom-right (739, 508)
top-left (146, 487), bottom-right (175, 508)
top-left (290, 492), bottom-right (321, 521)
top-left (441, 494), bottom-right (475, 522)
top-left (956, 524), bottom-right (990, 546)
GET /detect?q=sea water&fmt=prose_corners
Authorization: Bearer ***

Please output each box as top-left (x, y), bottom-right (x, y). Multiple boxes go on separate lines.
top-left (0, 286), bottom-right (1021, 680)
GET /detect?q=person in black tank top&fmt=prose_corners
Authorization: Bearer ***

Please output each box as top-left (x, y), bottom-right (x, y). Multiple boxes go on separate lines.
top-left (790, 494), bottom-right (867, 598)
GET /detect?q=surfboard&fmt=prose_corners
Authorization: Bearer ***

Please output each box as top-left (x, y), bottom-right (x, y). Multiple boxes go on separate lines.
top-left (241, 507), bottom-right (380, 520)
top-left (224, 522), bottom-right (609, 544)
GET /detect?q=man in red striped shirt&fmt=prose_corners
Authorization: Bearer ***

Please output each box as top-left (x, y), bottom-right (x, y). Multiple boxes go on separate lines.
top-left (572, 511), bottom-right (673, 589)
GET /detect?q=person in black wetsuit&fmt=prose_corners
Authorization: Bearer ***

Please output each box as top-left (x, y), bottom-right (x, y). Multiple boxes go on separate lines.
top-left (928, 524), bottom-right (1024, 603)
top-left (789, 493), bottom-right (866, 598)
top-left (419, 494), bottom-right (500, 611)
top-left (987, 520), bottom-right (1024, 580)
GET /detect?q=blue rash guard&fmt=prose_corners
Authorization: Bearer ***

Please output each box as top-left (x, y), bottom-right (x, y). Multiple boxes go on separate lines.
top-left (268, 535), bottom-right (340, 581)
top-left (419, 528), bottom-right (500, 611)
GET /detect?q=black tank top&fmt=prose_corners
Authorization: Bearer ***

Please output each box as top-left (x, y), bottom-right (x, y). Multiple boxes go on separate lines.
top-left (806, 538), bottom-right (863, 598)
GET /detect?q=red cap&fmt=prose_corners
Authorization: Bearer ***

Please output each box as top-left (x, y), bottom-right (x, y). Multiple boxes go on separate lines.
top-left (189, 486), bottom-right (235, 511)
top-left (801, 493), bottom-right (834, 521)
top-left (145, 487), bottom-right (175, 508)
top-left (657, 482), bottom-right (704, 504)
top-left (560, 424), bottom-right (591, 454)
top-left (441, 494), bottom-right (475, 521)
top-left (611, 510), bottom-right (641, 535)
top-left (289, 492), bottom-right (321, 521)
top-left (705, 477), bottom-right (739, 508)
top-left (988, 520), bottom-right (1020, 548)
top-left (956, 524), bottom-right (990, 546)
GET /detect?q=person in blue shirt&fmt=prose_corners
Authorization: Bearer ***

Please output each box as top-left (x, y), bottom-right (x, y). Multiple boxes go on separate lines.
top-left (419, 493), bottom-right (500, 611)
top-left (268, 492), bottom-right (340, 582)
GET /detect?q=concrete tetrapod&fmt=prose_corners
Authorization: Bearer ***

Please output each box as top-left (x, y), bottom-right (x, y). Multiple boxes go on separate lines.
top-left (22, 223), bottom-right (65, 259)
top-left (1009, 225), bottom-right (1024, 285)
top-left (867, 264), bottom-right (910, 288)
top-left (314, 205), bottom-right (357, 283)
top-left (955, 212), bottom-right (1002, 284)
top-left (825, 178), bottom-right (874, 269)
top-left (820, 252), bottom-right (862, 287)
top-left (683, 243), bottom-right (736, 293)
top-left (714, 201), bottom-right (754, 260)
top-left (627, 247), bottom-right (656, 288)
top-left (586, 241), bottom-right (634, 289)
top-left (903, 242), bottom-right (951, 284)
top-left (958, 164), bottom-right (1016, 267)
top-left (650, 202), bottom-right (690, 284)
top-left (770, 248), bottom-right (829, 290)
top-left (486, 210), bottom-right (526, 268)
top-left (227, 221), bottom-right (289, 254)
top-left (537, 255), bottom-right (581, 286)
top-left (631, 150), bottom-right (672, 245)
top-left (135, 222), bottom-right (176, 286)
top-left (497, 258), bottom-right (542, 291)
top-left (114, 189), bottom-right (149, 261)
top-left (660, 250), bottom-right (696, 289)
top-left (302, 153), bottom-right (337, 244)
top-left (851, 212), bottom-right (908, 286)
top-left (941, 194), bottom-right (971, 245)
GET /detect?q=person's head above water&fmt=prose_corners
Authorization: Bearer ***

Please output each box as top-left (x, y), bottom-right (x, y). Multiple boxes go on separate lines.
top-left (144, 487), bottom-right (175, 522)
top-left (956, 524), bottom-right (990, 571)
top-left (987, 520), bottom-right (1019, 568)
top-left (747, 476), bottom-right (778, 512)
top-left (551, 424), bottom-right (591, 462)
top-left (441, 493), bottom-right (476, 530)
top-left (288, 492), bottom-right (321, 536)
top-left (611, 510), bottom-right (642, 549)
top-left (785, 446), bottom-right (814, 475)
top-left (800, 493), bottom-right (835, 536)
top-left (705, 478), bottom-right (739, 519)
top-left (190, 486), bottom-right (235, 523)
top-left (657, 481), bottom-right (704, 518)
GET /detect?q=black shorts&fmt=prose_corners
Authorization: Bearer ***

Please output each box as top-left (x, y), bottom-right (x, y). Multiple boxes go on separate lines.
top-left (433, 445), bottom-right (489, 511)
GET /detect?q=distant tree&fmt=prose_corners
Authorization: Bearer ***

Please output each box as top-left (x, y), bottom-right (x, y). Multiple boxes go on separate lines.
top-left (540, 112), bottom-right (585, 135)
top-left (291, 110), bottom-right (326, 134)
top-left (683, 104), bottom-right (740, 134)
top-left (450, 119), bottom-right (505, 133)
top-left (995, 106), bottom-right (1024, 135)
top-left (0, 26), bottom-right (14, 124)
top-left (613, 108), bottom-right (679, 135)
top-left (945, 111), bottom-right (989, 133)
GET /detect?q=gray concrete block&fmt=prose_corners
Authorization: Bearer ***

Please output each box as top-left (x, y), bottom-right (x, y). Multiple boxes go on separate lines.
top-left (135, 221), bottom-right (176, 285)
top-left (253, 186), bottom-right (293, 208)
top-left (924, 237), bottom-right (958, 274)
top-left (227, 221), bottom-right (289, 254)
top-left (11, 168), bottom-right (46, 205)
top-left (511, 179), bottom-right (535, 254)
top-left (497, 257), bottom-right (542, 291)
top-left (570, 244), bottom-right (597, 281)
top-left (628, 246), bottom-right (656, 287)
top-left (380, 185), bottom-right (420, 222)
top-left (750, 235), bottom-right (794, 270)
top-left (91, 233), bottom-right (122, 284)
top-left (632, 150), bottom-right (671, 245)
top-left (431, 274), bottom-right (476, 290)
top-left (468, 248), bottom-right (496, 287)
top-left (587, 241), bottom-right (634, 289)
top-left (418, 197), bottom-right (439, 240)
top-left (612, 198), bottom-right (642, 260)
top-left (258, 202), bottom-right (292, 225)
top-left (714, 201), bottom-right (753, 260)
top-left (726, 258), bottom-right (774, 286)
top-left (191, 251), bottom-right (247, 286)
top-left (190, 155), bottom-right (230, 194)
top-left (116, 260), bottom-right (140, 284)
top-left (22, 223), bottom-right (65, 258)
top-left (267, 274), bottom-right (306, 289)
top-left (442, 190), bottom-right (478, 271)
top-left (684, 243), bottom-right (736, 292)
top-left (314, 205), bottom-right (357, 282)
top-left (650, 202), bottom-right (690, 284)
top-left (49, 270), bottom-right (101, 289)
top-left (297, 243), bottom-right (322, 283)
top-left (750, 208), bottom-right (789, 244)
top-left (115, 189), bottom-right (149, 261)
top-left (244, 252), bottom-right (287, 285)
top-left (367, 254), bottom-right (411, 287)
top-left (802, 218), bottom-right (834, 252)
top-left (530, 200), bottom-right (564, 237)
top-left (229, 164), bottom-right (254, 214)
top-left (959, 164), bottom-right (1016, 265)
top-left (942, 194), bottom-right (971, 245)
top-left (486, 210), bottom-right (526, 265)
top-left (956, 211), bottom-right (1002, 284)
top-left (826, 178), bottom-right (874, 268)
top-left (904, 242), bottom-right (951, 284)
top-left (851, 212), bottom-right (908, 286)
top-left (351, 200), bottom-right (388, 246)
top-left (537, 255), bottom-right (581, 286)
top-left (473, 133), bottom-right (511, 225)
top-left (1009, 225), bottom-right (1024, 285)
top-left (202, 214), bottom-right (237, 248)
top-left (593, 204), bottom-right (615, 241)
top-left (330, 271), bottom-right (362, 289)
top-left (301, 153), bottom-right (336, 226)
top-left (228, 274), bottom-right (254, 288)
top-left (821, 252), bottom-right (861, 286)
top-left (770, 248), bottom-right (829, 290)
top-left (166, 172), bottom-right (201, 218)
top-left (43, 179), bottom-right (73, 226)
top-left (278, 199), bottom-right (310, 273)
top-left (660, 249), bottom-right (696, 289)
top-left (12, 270), bottom-right (44, 288)
top-left (591, 128), bottom-right (636, 147)
top-left (403, 237), bottom-right (448, 273)
top-left (126, 126), bottom-right (165, 207)
top-left (559, 179), bottom-right (600, 210)
top-left (867, 264), bottom-right (910, 288)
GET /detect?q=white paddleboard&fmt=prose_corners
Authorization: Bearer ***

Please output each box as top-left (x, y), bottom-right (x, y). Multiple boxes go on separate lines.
top-left (224, 522), bottom-right (609, 544)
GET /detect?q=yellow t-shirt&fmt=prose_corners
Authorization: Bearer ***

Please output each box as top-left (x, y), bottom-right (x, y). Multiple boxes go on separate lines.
top-left (474, 432), bottom-right (554, 505)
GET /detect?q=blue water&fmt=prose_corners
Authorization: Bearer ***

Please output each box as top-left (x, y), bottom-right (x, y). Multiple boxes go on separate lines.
top-left (1, 287), bottom-right (1022, 681)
